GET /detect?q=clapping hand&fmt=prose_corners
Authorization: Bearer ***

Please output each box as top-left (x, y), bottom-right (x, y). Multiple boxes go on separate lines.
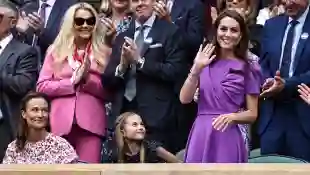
top-left (16, 11), bottom-right (30, 33)
top-left (153, 1), bottom-right (171, 21)
top-left (100, 17), bottom-right (117, 43)
top-left (72, 56), bottom-right (91, 85)
top-left (192, 44), bottom-right (216, 74)
top-left (122, 37), bottom-right (140, 63)
top-left (27, 12), bottom-right (44, 34)
top-left (260, 70), bottom-right (285, 98)
top-left (298, 83), bottom-right (310, 105)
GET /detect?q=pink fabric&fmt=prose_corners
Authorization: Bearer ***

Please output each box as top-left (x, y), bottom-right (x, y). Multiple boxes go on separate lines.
top-left (37, 53), bottom-right (106, 136)
top-left (65, 125), bottom-right (102, 163)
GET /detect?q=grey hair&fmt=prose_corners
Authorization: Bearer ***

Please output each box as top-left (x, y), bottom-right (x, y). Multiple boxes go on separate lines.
top-left (0, 0), bottom-right (18, 18)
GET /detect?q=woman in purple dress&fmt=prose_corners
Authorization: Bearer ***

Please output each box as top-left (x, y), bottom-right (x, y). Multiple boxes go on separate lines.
top-left (180, 10), bottom-right (260, 163)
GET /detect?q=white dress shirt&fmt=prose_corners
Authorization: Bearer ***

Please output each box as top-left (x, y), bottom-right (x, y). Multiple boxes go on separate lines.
top-left (0, 34), bottom-right (13, 119)
top-left (279, 6), bottom-right (309, 77)
top-left (38, 0), bottom-right (56, 27)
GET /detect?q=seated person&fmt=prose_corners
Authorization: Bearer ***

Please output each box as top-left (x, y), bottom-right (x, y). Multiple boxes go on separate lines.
top-left (107, 112), bottom-right (180, 163)
top-left (2, 92), bottom-right (78, 164)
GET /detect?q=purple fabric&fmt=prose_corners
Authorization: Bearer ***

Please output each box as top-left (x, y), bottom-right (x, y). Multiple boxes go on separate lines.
top-left (184, 59), bottom-right (261, 163)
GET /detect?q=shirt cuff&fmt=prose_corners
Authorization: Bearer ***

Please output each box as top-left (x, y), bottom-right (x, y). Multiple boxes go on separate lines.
top-left (115, 65), bottom-right (125, 78)
top-left (137, 57), bottom-right (145, 69)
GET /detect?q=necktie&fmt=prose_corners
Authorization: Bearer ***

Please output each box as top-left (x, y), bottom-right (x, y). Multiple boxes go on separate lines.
top-left (32, 1), bottom-right (49, 46)
top-left (124, 25), bottom-right (146, 101)
top-left (280, 20), bottom-right (299, 78)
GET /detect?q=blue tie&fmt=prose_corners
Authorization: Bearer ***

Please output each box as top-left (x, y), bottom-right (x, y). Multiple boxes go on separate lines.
top-left (280, 20), bottom-right (299, 78)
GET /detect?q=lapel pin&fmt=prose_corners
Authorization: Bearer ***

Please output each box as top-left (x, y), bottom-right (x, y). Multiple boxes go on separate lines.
top-left (301, 32), bottom-right (309, 40)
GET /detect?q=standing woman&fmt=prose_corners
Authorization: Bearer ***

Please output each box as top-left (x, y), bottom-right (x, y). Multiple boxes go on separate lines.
top-left (36, 3), bottom-right (110, 163)
top-left (180, 10), bottom-right (260, 163)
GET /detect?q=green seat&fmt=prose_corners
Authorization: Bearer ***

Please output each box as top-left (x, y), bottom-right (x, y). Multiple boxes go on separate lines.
top-left (249, 148), bottom-right (261, 158)
top-left (248, 155), bottom-right (308, 163)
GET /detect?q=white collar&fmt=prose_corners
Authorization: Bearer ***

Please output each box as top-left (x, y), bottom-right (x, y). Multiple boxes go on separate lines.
top-left (135, 12), bottom-right (156, 29)
top-left (289, 6), bottom-right (309, 25)
top-left (40, 0), bottom-right (56, 8)
top-left (0, 34), bottom-right (13, 50)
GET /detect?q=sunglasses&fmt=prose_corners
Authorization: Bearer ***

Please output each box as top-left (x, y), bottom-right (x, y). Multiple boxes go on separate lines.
top-left (74, 17), bottom-right (96, 26)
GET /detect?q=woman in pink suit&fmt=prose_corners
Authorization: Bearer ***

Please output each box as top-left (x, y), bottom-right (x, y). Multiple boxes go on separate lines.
top-left (36, 2), bottom-right (111, 163)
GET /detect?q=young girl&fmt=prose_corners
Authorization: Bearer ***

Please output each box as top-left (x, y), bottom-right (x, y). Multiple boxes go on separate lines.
top-left (107, 112), bottom-right (180, 163)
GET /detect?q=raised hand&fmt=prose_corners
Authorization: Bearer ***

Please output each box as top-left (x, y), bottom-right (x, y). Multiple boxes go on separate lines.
top-left (27, 12), bottom-right (44, 34)
top-left (153, 1), bottom-right (171, 21)
top-left (100, 17), bottom-right (117, 38)
top-left (192, 44), bottom-right (216, 74)
top-left (260, 70), bottom-right (285, 98)
top-left (298, 83), bottom-right (310, 105)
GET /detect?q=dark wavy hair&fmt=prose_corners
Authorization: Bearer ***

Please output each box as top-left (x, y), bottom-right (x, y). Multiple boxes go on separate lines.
top-left (213, 9), bottom-right (249, 61)
top-left (16, 92), bottom-right (51, 151)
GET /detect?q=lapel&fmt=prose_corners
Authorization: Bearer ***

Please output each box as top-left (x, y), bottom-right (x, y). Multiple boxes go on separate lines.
top-left (46, 0), bottom-right (62, 29)
top-left (0, 39), bottom-right (17, 71)
top-left (170, 0), bottom-right (184, 21)
top-left (140, 17), bottom-right (160, 57)
top-left (293, 8), bottom-right (310, 73)
top-left (273, 15), bottom-right (289, 69)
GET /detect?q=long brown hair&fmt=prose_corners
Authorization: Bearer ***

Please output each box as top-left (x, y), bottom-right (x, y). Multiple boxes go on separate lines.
top-left (213, 9), bottom-right (249, 61)
top-left (16, 92), bottom-right (51, 151)
top-left (115, 112), bottom-right (145, 163)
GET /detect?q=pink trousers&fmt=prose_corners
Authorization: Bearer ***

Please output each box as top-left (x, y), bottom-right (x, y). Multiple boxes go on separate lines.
top-left (65, 125), bottom-right (102, 163)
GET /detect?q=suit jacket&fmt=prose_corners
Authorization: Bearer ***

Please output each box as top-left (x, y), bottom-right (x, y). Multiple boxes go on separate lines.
top-left (171, 0), bottom-right (205, 63)
top-left (102, 17), bottom-right (186, 129)
top-left (19, 0), bottom-right (77, 56)
top-left (36, 52), bottom-right (107, 136)
top-left (0, 38), bottom-right (38, 135)
top-left (259, 11), bottom-right (310, 136)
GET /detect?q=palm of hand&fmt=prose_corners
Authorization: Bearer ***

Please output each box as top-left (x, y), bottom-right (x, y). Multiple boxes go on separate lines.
top-left (194, 52), bottom-right (213, 68)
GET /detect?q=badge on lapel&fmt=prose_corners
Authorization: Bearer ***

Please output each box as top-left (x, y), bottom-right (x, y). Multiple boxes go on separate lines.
top-left (301, 32), bottom-right (309, 40)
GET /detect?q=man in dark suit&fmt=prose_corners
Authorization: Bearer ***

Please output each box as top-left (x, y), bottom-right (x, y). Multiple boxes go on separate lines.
top-left (102, 0), bottom-right (186, 152)
top-left (15, 0), bottom-right (77, 58)
top-left (153, 0), bottom-right (205, 152)
top-left (0, 0), bottom-right (38, 161)
top-left (259, 0), bottom-right (310, 161)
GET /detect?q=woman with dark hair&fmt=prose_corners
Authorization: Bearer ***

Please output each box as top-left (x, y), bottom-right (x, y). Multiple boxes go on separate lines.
top-left (180, 10), bottom-right (260, 163)
top-left (2, 92), bottom-right (78, 164)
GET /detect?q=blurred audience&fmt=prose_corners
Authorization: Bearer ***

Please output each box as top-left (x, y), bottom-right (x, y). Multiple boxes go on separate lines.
top-left (0, 0), bottom-right (38, 161)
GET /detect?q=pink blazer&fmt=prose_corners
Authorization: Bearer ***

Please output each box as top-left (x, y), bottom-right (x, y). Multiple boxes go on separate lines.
top-left (37, 53), bottom-right (106, 136)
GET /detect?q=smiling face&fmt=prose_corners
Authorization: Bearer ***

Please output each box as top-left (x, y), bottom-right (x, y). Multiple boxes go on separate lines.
top-left (22, 97), bottom-right (49, 130)
top-left (284, 0), bottom-right (309, 18)
top-left (131, 0), bottom-right (154, 23)
top-left (122, 114), bottom-right (146, 141)
top-left (225, 0), bottom-right (248, 9)
top-left (216, 16), bottom-right (242, 50)
top-left (73, 8), bottom-right (96, 40)
top-left (110, 0), bottom-right (129, 10)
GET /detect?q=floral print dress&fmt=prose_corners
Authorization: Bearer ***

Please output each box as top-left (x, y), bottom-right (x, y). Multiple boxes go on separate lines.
top-left (2, 133), bottom-right (78, 164)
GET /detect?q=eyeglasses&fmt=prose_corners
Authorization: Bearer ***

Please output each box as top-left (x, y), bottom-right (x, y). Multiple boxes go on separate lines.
top-left (74, 17), bottom-right (96, 26)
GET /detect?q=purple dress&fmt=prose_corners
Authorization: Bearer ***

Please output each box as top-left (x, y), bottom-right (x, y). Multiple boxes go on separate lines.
top-left (184, 59), bottom-right (261, 163)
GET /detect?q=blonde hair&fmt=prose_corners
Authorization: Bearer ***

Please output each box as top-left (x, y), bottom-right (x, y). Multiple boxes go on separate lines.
top-left (115, 112), bottom-right (145, 163)
top-left (100, 0), bottom-right (132, 17)
top-left (50, 2), bottom-right (109, 72)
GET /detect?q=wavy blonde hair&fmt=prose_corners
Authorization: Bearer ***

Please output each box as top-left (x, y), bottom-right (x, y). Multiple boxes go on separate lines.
top-left (50, 2), bottom-right (109, 71)
top-left (115, 112), bottom-right (145, 163)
